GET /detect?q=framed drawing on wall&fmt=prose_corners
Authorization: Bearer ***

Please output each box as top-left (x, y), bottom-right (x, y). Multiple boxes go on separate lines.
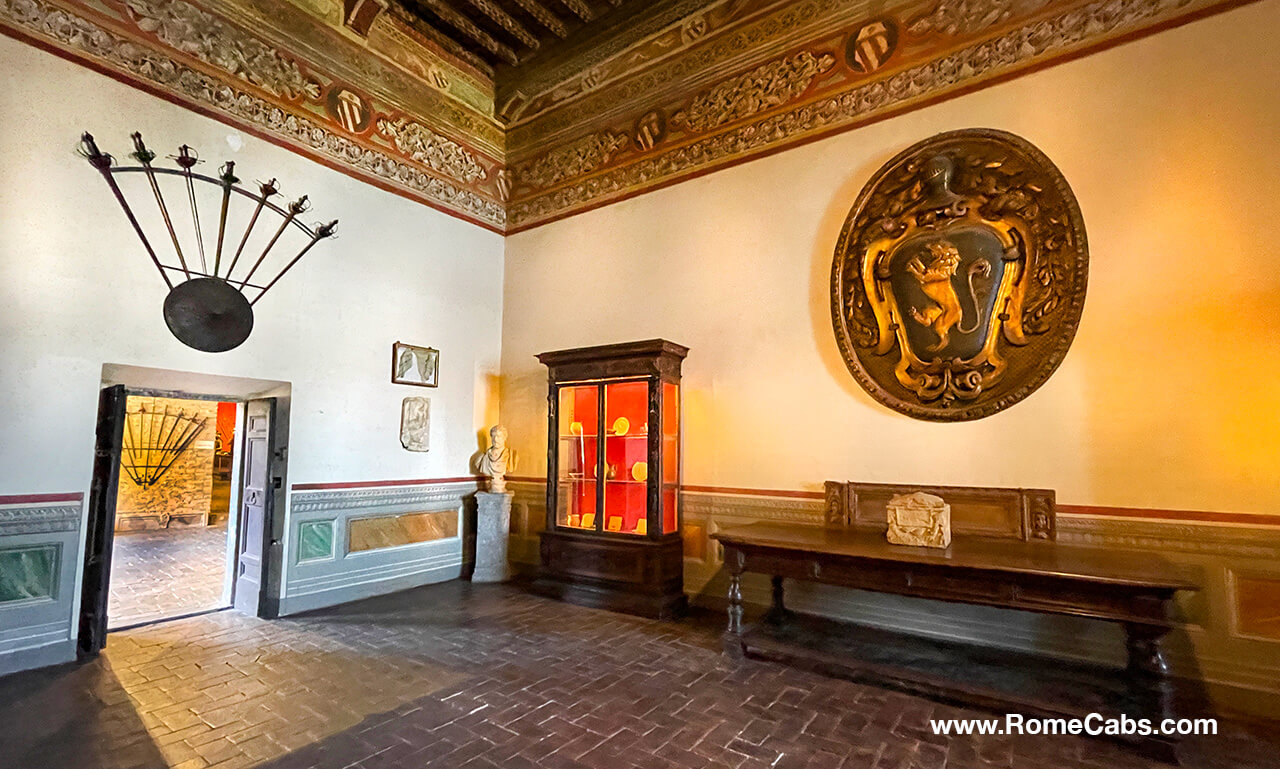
top-left (392, 341), bottom-right (439, 388)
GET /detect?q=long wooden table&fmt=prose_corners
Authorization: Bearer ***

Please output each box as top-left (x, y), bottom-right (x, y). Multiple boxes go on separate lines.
top-left (712, 522), bottom-right (1201, 757)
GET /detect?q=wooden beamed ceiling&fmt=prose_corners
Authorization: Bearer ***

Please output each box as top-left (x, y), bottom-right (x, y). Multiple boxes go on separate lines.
top-left (391, 0), bottom-right (635, 71)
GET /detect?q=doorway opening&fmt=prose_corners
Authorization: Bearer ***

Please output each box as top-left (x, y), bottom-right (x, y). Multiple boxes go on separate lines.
top-left (78, 364), bottom-right (291, 657)
top-left (107, 396), bottom-right (238, 630)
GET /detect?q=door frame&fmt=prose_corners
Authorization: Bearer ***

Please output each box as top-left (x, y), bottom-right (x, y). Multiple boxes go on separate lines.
top-left (77, 385), bottom-right (285, 654)
top-left (77, 385), bottom-right (126, 657)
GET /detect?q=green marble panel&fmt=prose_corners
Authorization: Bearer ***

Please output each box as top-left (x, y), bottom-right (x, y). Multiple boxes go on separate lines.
top-left (298, 520), bottom-right (335, 562)
top-left (0, 545), bottom-right (59, 604)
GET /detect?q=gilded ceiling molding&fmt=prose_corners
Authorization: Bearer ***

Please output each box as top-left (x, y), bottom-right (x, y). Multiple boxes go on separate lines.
top-left (670, 50), bottom-right (835, 134)
top-left (201, 0), bottom-right (501, 145)
top-left (0, 0), bottom-right (507, 229)
top-left (376, 117), bottom-right (489, 183)
top-left (507, 0), bottom-right (1247, 231)
top-left (512, 129), bottom-right (627, 189)
top-left (907, 0), bottom-right (1042, 37)
top-left (365, 14), bottom-right (497, 118)
top-left (507, 0), bottom-right (858, 147)
top-left (499, 0), bottom-right (761, 126)
top-left (122, 0), bottom-right (320, 99)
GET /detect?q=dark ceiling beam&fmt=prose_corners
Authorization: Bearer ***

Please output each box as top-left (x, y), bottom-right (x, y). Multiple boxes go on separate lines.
top-left (509, 0), bottom-right (568, 38)
top-left (461, 0), bottom-right (541, 48)
top-left (385, 1), bottom-right (494, 73)
top-left (416, 0), bottom-right (521, 64)
top-left (557, 0), bottom-right (594, 22)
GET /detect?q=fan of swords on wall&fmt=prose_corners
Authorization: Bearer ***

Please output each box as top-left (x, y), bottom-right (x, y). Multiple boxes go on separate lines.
top-left (79, 132), bottom-right (338, 352)
top-left (120, 404), bottom-right (210, 488)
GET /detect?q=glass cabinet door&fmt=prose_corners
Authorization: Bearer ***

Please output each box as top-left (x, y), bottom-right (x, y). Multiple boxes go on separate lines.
top-left (556, 385), bottom-right (598, 531)
top-left (602, 380), bottom-right (649, 535)
top-left (661, 382), bottom-right (680, 534)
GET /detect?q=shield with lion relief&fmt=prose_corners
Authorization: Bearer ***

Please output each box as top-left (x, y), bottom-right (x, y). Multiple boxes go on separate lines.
top-left (831, 129), bottom-right (1088, 421)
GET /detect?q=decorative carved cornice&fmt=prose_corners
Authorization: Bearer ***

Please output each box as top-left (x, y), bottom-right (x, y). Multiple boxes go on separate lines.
top-left (512, 129), bottom-right (627, 188)
top-left (907, 0), bottom-right (1034, 37)
top-left (123, 0), bottom-right (319, 98)
top-left (0, 0), bottom-right (1255, 233)
top-left (377, 116), bottom-right (489, 182)
top-left (204, 0), bottom-right (501, 144)
top-left (507, 0), bottom-right (854, 148)
top-left (0, 502), bottom-right (81, 536)
top-left (682, 491), bottom-right (825, 525)
top-left (0, 0), bottom-right (507, 228)
top-left (1057, 516), bottom-right (1280, 560)
top-left (670, 50), bottom-right (835, 134)
top-left (291, 481), bottom-right (476, 514)
top-left (506, 0), bottom-right (1247, 231)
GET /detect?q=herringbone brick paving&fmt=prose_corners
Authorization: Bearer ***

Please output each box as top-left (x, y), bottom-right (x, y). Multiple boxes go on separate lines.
top-left (0, 581), bottom-right (1274, 769)
top-left (109, 525), bottom-right (230, 629)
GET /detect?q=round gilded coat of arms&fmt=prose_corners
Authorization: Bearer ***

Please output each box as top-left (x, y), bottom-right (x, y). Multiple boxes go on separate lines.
top-left (830, 129), bottom-right (1088, 421)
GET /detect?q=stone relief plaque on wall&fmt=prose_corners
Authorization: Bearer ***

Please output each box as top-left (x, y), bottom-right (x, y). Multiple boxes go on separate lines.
top-left (830, 129), bottom-right (1088, 421)
top-left (400, 396), bottom-right (430, 452)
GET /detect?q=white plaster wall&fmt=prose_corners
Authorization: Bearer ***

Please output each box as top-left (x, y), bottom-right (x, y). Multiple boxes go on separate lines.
top-left (0, 35), bottom-right (505, 497)
top-left (501, 1), bottom-right (1280, 515)
top-left (0, 35), bottom-right (503, 660)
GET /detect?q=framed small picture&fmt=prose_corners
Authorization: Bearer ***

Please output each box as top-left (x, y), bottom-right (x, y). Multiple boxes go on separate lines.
top-left (392, 341), bottom-right (438, 388)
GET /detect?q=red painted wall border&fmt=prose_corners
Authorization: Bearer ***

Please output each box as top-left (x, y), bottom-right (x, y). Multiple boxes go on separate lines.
top-left (292, 476), bottom-right (482, 491)
top-left (0, 492), bottom-right (84, 504)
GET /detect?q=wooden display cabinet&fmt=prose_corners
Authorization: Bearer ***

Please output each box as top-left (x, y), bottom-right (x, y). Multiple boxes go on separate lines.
top-left (533, 339), bottom-right (688, 619)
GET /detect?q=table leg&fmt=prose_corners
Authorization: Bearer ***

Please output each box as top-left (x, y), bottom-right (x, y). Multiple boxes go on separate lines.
top-left (763, 575), bottom-right (789, 625)
top-left (1125, 622), bottom-right (1173, 721)
top-left (1125, 622), bottom-right (1170, 677)
top-left (723, 549), bottom-right (745, 658)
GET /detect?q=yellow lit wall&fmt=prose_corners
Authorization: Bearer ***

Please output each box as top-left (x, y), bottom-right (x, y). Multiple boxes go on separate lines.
top-left (500, 0), bottom-right (1280, 516)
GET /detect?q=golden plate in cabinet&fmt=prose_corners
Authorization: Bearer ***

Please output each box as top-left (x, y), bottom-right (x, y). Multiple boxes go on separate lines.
top-left (612, 417), bottom-right (629, 435)
top-left (631, 462), bottom-right (648, 482)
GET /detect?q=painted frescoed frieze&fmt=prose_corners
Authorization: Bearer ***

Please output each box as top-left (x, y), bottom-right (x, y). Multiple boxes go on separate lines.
top-left (0, 0), bottom-right (509, 229)
top-left (0, 0), bottom-right (1257, 232)
top-left (504, 0), bottom-right (1251, 231)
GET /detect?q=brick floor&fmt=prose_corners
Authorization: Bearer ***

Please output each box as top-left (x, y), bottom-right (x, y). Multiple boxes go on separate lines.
top-left (109, 525), bottom-right (230, 629)
top-left (0, 582), bottom-right (1274, 769)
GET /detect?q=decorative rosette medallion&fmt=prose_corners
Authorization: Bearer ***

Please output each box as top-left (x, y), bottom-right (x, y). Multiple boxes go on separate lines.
top-left (830, 129), bottom-right (1089, 421)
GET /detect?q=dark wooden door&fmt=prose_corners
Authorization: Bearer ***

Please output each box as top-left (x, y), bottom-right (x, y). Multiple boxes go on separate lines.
top-left (233, 398), bottom-right (275, 616)
top-left (77, 384), bottom-right (126, 656)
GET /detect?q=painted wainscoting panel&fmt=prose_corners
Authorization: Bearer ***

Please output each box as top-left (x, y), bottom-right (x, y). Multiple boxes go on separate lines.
top-left (348, 510), bottom-right (458, 553)
top-left (507, 480), bottom-right (1280, 718)
top-left (282, 482), bottom-right (474, 615)
top-left (0, 494), bottom-right (83, 676)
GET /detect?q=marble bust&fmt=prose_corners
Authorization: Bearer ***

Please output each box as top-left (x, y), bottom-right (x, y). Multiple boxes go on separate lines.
top-left (479, 425), bottom-right (514, 493)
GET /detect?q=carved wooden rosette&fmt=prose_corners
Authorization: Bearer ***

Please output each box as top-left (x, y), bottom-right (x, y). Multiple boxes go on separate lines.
top-left (830, 129), bottom-right (1087, 421)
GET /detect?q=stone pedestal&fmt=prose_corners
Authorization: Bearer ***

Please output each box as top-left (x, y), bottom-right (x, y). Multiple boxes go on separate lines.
top-left (472, 491), bottom-right (513, 583)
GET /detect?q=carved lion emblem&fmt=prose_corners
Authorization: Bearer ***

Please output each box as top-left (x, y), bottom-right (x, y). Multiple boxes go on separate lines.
top-left (830, 129), bottom-right (1088, 421)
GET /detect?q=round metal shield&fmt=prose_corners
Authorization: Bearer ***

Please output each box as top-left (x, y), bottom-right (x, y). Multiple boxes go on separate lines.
top-left (830, 129), bottom-right (1088, 421)
top-left (162, 277), bottom-right (254, 353)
